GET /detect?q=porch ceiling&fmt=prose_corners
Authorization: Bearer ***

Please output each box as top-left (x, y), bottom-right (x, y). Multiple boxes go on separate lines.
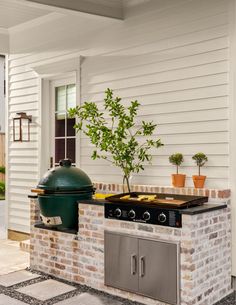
top-left (0, 0), bottom-right (129, 54)
top-left (25, 0), bottom-right (124, 20)
top-left (0, 0), bottom-right (51, 29)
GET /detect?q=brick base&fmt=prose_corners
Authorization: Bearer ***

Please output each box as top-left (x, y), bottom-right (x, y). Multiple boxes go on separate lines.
top-left (30, 194), bottom-right (232, 305)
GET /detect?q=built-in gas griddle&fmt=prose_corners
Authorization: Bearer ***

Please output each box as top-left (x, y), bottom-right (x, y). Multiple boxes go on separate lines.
top-left (105, 192), bottom-right (208, 228)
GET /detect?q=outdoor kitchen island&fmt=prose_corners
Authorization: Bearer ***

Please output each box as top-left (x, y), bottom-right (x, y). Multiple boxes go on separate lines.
top-left (29, 187), bottom-right (232, 305)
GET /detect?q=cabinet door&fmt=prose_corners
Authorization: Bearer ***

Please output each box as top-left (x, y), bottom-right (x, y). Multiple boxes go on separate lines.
top-left (104, 231), bottom-right (139, 293)
top-left (138, 239), bottom-right (179, 305)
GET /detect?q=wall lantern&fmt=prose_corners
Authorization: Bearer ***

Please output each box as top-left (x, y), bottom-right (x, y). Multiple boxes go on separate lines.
top-left (13, 112), bottom-right (32, 142)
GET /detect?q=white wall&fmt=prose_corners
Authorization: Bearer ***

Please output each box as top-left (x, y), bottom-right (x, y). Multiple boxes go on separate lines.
top-left (7, 0), bottom-right (230, 234)
top-left (81, 0), bottom-right (229, 188)
top-left (0, 56), bottom-right (4, 133)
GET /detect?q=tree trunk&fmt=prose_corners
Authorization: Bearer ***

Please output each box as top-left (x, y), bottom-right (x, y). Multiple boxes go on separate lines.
top-left (123, 174), bottom-right (131, 193)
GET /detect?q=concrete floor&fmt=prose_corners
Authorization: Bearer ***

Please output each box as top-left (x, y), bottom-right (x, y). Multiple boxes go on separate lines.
top-left (0, 240), bottom-right (29, 275)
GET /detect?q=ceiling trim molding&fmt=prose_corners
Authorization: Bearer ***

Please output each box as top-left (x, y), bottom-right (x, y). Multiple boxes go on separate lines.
top-left (30, 53), bottom-right (82, 79)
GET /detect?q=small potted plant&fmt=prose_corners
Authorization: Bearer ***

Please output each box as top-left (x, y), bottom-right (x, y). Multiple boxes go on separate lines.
top-left (169, 153), bottom-right (186, 187)
top-left (192, 152), bottom-right (208, 188)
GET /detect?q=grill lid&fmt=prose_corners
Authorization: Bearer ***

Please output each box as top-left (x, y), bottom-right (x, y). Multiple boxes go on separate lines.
top-left (37, 159), bottom-right (93, 192)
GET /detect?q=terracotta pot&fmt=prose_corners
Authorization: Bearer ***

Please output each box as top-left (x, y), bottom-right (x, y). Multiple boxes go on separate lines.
top-left (171, 174), bottom-right (186, 187)
top-left (192, 175), bottom-right (206, 188)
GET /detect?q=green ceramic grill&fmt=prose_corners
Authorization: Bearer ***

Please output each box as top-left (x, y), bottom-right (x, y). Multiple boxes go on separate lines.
top-left (35, 159), bottom-right (94, 230)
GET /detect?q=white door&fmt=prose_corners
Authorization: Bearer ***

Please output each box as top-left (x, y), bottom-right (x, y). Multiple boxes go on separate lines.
top-left (50, 77), bottom-right (77, 167)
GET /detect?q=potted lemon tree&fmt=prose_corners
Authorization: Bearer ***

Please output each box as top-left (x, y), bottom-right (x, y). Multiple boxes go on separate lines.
top-left (169, 153), bottom-right (186, 187)
top-left (192, 152), bottom-right (208, 188)
top-left (69, 88), bottom-right (163, 193)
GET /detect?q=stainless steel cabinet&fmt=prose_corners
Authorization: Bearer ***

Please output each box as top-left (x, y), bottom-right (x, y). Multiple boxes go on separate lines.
top-left (138, 239), bottom-right (178, 304)
top-left (104, 232), bottom-right (139, 292)
top-left (104, 231), bottom-right (179, 305)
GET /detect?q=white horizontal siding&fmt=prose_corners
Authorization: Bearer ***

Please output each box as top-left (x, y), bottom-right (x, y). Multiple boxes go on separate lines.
top-left (7, 0), bottom-right (230, 233)
top-left (81, 0), bottom-right (230, 190)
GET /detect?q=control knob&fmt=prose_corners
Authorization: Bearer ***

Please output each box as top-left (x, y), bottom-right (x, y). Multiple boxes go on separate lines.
top-left (114, 208), bottom-right (122, 218)
top-left (158, 212), bottom-right (167, 223)
top-left (128, 209), bottom-right (136, 219)
top-left (108, 209), bottom-right (113, 217)
top-left (143, 211), bottom-right (151, 221)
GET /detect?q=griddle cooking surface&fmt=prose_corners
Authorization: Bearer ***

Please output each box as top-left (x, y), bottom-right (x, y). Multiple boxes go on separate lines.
top-left (105, 192), bottom-right (208, 209)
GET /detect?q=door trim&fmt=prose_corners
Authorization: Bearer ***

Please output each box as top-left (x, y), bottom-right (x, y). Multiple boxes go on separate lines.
top-left (32, 55), bottom-right (81, 177)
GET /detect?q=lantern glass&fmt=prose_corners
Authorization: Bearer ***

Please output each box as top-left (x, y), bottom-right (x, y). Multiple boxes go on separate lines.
top-left (21, 117), bottom-right (30, 141)
top-left (13, 118), bottom-right (21, 142)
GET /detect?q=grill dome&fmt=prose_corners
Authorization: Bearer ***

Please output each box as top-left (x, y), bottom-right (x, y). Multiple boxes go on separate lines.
top-left (37, 159), bottom-right (93, 193)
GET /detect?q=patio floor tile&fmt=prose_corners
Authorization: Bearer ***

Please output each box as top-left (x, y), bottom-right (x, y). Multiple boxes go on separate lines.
top-left (0, 240), bottom-right (29, 275)
top-left (55, 292), bottom-right (123, 305)
top-left (0, 294), bottom-right (27, 305)
top-left (16, 279), bottom-right (76, 301)
top-left (0, 270), bottom-right (40, 287)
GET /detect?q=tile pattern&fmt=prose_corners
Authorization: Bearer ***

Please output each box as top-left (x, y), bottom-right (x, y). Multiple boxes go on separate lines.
top-left (0, 294), bottom-right (27, 305)
top-left (0, 269), bottom-right (233, 305)
top-left (17, 279), bottom-right (76, 301)
top-left (0, 270), bottom-right (39, 287)
top-left (0, 269), bottom-right (144, 305)
top-left (52, 292), bottom-right (123, 305)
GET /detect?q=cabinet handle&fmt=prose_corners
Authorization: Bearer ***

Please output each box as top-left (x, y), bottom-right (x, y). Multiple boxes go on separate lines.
top-left (131, 254), bottom-right (137, 275)
top-left (139, 256), bottom-right (145, 277)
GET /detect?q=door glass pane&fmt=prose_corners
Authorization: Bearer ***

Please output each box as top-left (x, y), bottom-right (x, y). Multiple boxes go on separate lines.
top-left (55, 113), bottom-right (65, 137)
top-left (67, 138), bottom-right (75, 163)
top-left (55, 139), bottom-right (65, 163)
top-left (56, 86), bottom-right (66, 112)
top-left (67, 84), bottom-right (76, 109)
top-left (54, 83), bottom-right (76, 165)
top-left (67, 117), bottom-right (75, 136)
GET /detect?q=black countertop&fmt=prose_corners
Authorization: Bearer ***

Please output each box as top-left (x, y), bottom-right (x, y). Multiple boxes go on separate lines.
top-left (179, 203), bottom-right (227, 215)
top-left (34, 223), bottom-right (78, 235)
top-left (29, 196), bottom-right (227, 215)
top-left (78, 199), bottom-right (227, 215)
top-left (78, 199), bottom-right (106, 206)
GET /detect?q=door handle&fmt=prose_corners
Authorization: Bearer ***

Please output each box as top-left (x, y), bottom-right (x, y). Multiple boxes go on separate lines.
top-left (139, 256), bottom-right (145, 277)
top-left (130, 254), bottom-right (137, 275)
